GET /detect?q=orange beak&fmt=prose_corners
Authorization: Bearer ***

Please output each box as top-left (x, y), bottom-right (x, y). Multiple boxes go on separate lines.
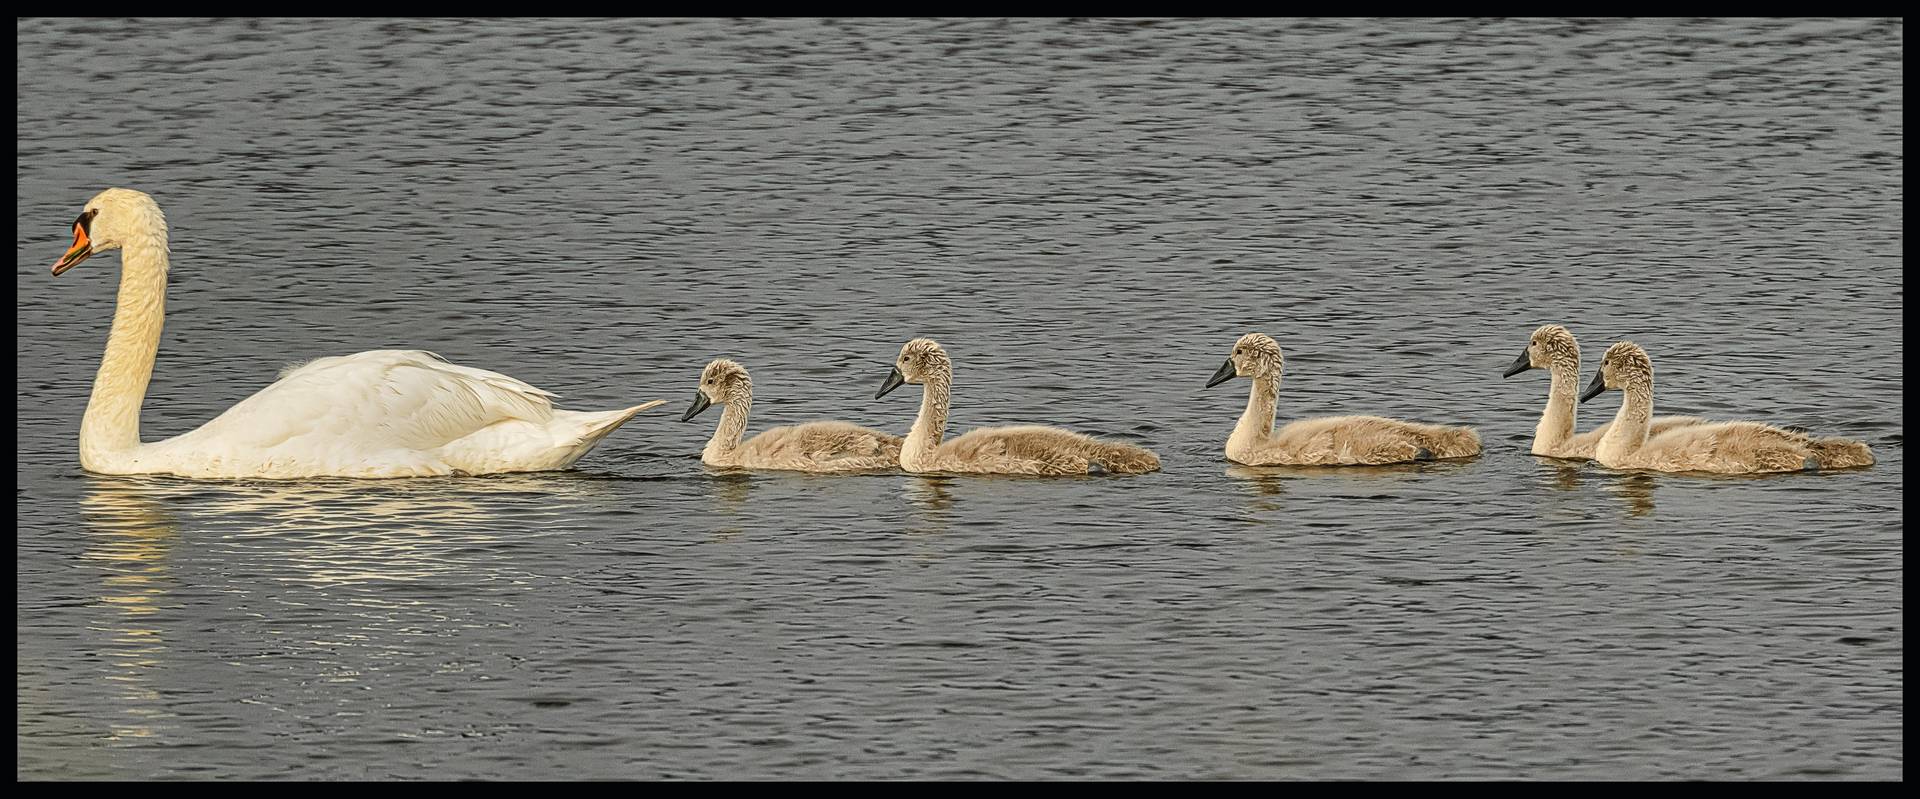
top-left (52, 223), bottom-right (92, 276)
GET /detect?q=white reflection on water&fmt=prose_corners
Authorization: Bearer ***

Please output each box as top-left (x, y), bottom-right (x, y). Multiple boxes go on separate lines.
top-left (73, 473), bottom-right (617, 727)
top-left (172, 473), bottom-right (605, 586)
top-left (79, 481), bottom-right (182, 743)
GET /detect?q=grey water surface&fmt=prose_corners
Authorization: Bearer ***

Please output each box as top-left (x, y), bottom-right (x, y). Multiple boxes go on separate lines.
top-left (15, 18), bottom-right (1902, 780)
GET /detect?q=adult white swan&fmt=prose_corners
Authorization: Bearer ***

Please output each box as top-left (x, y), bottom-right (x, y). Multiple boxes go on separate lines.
top-left (49, 188), bottom-right (664, 479)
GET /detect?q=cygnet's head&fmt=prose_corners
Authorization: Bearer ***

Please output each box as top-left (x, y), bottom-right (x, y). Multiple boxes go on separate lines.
top-left (876, 338), bottom-right (951, 399)
top-left (1504, 324), bottom-right (1580, 378)
top-left (681, 358), bottom-right (752, 422)
top-left (1206, 332), bottom-right (1283, 388)
top-left (1581, 341), bottom-right (1653, 403)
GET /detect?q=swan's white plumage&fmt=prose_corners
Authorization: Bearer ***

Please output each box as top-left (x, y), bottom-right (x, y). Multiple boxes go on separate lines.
top-left (57, 188), bottom-right (663, 479)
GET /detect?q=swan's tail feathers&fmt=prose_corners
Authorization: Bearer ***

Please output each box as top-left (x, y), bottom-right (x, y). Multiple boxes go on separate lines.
top-left (1088, 440), bottom-right (1161, 475)
top-left (606, 400), bottom-right (668, 431)
top-left (570, 400), bottom-right (667, 447)
top-left (624, 399), bottom-right (670, 417)
top-left (1426, 425), bottom-right (1483, 460)
top-left (1808, 437), bottom-right (1874, 469)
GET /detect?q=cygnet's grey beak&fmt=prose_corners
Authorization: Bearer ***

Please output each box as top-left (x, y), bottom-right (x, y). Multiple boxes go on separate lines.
top-left (876, 367), bottom-right (907, 399)
top-left (1579, 370), bottom-right (1608, 403)
top-left (1503, 350), bottom-right (1533, 378)
top-left (1205, 359), bottom-right (1238, 388)
top-left (679, 391), bottom-right (713, 422)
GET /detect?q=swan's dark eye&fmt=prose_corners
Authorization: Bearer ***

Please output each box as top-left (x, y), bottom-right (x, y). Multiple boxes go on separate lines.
top-left (1234, 348), bottom-right (1242, 355)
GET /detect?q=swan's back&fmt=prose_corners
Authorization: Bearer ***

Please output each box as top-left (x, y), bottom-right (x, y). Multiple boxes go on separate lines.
top-left (1262, 414), bottom-right (1480, 465)
top-left (191, 350), bottom-right (552, 447)
top-left (939, 425), bottom-right (1160, 475)
top-left (738, 420), bottom-right (902, 471)
top-left (1561, 415), bottom-right (1710, 459)
top-left (1621, 420), bottom-right (1873, 473)
top-left (160, 349), bottom-right (638, 477)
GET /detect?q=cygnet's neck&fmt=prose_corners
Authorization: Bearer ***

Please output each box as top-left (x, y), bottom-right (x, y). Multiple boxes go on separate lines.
top-left (901, 370), bottom-right (952, 469)
top-left (1534, 359), bottom-right (1581, 452)
top-left (1227, 370), bottom-right (1280, 457)
top-left (702, 392), bottom-right (752, 465)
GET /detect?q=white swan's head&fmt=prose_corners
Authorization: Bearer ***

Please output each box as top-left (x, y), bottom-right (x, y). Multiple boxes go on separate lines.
top-left (52, 188), bottom-right (167, 276)
top-left (1581, 341), bottom-right (1653, 403)
top-left (876, 338), bottom-right (950, 398)
top-left (1206, 332), bottom-right (1283, 387)
top-left (681, 358), bottom-right (751, 422)
top-left (1504, 324), bottom-right (1579, 378)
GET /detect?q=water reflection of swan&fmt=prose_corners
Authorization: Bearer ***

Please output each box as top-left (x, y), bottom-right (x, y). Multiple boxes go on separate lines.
top-left (1224, 465), bottom-right (1288, 496)
top-left (904, 475), bottom-right (955, 512)
top-left (65, 473), bottom-right (625, 749)
top-left (77, 479), bottom-right (186, 742)
top-left (207, 474), bottom-right (614, 586)
top-left (1548, 461), bottom-right (1583, 492)
top-left (1224, 461), bottom-right (1479, 515)
top-left (86, 474), bottom-right (606, 588)
top-left (1222, 464), bottom-right (1288, 513)
top-left (1225, 459), bottom-right (1472, 483)
top-left (1608, 472), bottom-right (1657, 518)
top-left (901, 475), bottom-right (954, 542)
top-left (704, 470), bottom-right (754, 540)
top-left (1534, 457), bottom-right (1655, 518)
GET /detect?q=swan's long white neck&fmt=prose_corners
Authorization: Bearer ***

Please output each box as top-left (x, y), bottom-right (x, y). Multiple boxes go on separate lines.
top-left (702, 393), bottom-right (751, 465)
top-left (1596, 378), bottom-right (1653, 462)
top-left (80, 227), bottom-right (170, 471)
top-left (901, 369), bottom-right (951, 470)
top-left (1533, 359), bottom-right (1580, 453)
top-left (1227, 370), bottom-right (1279, 457)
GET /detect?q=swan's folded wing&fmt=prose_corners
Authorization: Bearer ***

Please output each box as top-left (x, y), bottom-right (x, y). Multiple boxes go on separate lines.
top-left (759, 421), bottom-right (899, 461)
top-left (180, 350), bottom-right (558, 452)
top-left (810, 426), bottom-right (902, 461)
top-left (946, 425), bottom-right (1084, 463)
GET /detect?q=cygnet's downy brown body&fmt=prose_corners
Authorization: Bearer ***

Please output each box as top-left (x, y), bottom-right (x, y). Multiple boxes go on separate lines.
top-left (874, 339), bottom-right (1160, 475)
top-left (1580, 342), bottom-right (1873, 474)
top-left (1207, 333), bottom-right (1480, 466)
top-left (682, 359), bottom-right (902, 472)
top-left (1503, 324), bottom-right (1707, 459)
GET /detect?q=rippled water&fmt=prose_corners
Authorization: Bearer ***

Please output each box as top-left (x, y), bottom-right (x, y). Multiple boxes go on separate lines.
top-left (16, 18), bottom-right (1902, 779)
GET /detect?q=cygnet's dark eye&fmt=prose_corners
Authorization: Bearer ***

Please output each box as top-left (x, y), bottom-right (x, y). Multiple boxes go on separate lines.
top-left (1234, 348), bottom-right (1242, 355)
